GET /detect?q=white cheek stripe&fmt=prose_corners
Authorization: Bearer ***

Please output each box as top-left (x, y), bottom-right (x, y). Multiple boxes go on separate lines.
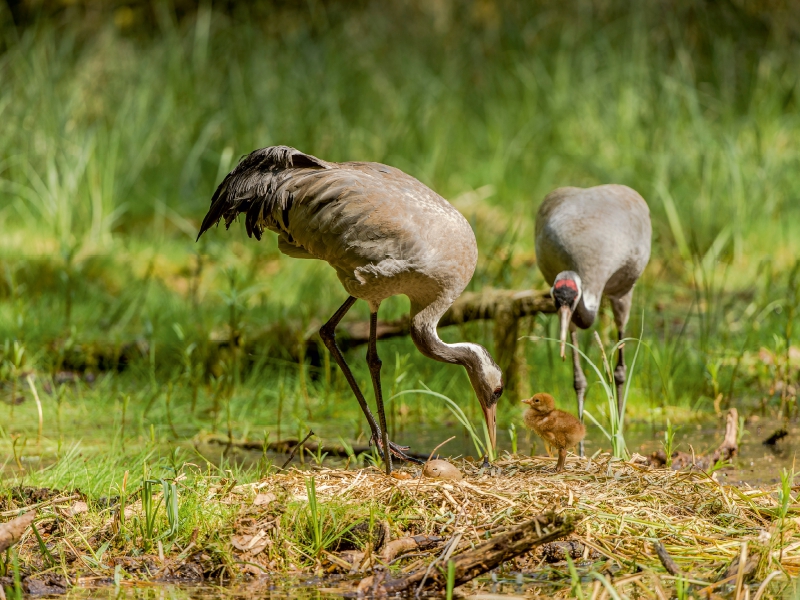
top-left (451, 342), bottom-right (502, 387)
top-left (582, 291), bottom-right (600, 313)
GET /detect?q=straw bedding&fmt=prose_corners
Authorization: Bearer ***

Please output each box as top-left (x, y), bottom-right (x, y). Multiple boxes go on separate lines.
top-left (230, 452), bottom-right (799, 595)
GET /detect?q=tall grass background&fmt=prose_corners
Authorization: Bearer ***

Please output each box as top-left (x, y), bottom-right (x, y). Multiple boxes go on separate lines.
top-left (1, 0), bottom-right (799, 471)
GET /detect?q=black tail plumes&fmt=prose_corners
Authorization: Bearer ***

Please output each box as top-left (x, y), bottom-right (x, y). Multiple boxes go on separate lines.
top-left (196, 145), bottom-right (328, 242)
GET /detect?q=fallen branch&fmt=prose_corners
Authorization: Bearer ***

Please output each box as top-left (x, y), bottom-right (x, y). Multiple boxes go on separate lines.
top-left (198, 433), bottom-right (431, 462)
top-left (355, 512), bottom-right (572, 595)
top-left (336, 289), bottom-right (555, 346)
top-left (708, 407), bottom-right (739, 465)
top-left (0, 495), bottom-right (80, 518)
top-left (44, 289), bottom-right (556, 400)
top-left (0, 511), bottom-right (36, 553)
top-left (379, 534), bottom-right (444, 564)
top-left (762, 429), bottom-right (788, 446)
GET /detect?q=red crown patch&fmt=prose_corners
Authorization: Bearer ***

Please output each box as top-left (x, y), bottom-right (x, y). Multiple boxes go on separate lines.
top-left (554, 279), bottom-right (578, 292)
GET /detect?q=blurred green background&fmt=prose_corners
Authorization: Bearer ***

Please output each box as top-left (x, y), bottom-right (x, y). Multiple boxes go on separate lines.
top-left (1, 0), bottom-right (800, 472)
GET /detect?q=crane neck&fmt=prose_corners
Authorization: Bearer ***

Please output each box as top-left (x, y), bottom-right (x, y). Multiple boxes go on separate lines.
top-left (408, 297), bottom-right (500, 391)
top-left (409, 298), bottom-right (474, 366)
top-left (573, 294), bottom-right (599, 329)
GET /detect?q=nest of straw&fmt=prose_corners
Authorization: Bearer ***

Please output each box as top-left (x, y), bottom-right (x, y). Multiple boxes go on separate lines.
top-left (3, 453), bottom-right (797, 597)
top-left (230, 453), bottom-right (799, 595)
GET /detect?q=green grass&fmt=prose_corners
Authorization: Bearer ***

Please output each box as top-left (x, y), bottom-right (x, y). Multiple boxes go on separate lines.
top-left (1, 1), bottom-right (800, 478)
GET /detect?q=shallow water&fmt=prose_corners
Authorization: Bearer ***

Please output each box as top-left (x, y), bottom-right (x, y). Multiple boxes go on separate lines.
top-left (40, 569), bottom-right (800, 600)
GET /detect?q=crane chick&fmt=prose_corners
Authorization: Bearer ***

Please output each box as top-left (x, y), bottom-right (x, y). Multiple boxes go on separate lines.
top-left (522, 393), bottom-right (585, 472)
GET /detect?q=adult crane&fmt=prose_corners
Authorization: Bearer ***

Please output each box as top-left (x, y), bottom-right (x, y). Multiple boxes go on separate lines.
top-left (197, 146), bottom-right (504, 475)
top-left (535, 185), bottom-right (651, 451)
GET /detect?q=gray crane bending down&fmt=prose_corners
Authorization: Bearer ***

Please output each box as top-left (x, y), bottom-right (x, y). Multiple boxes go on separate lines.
top-left (197, 146), bottom-right (504, 475)
top-left (534, 185), bottom-right (651, 453)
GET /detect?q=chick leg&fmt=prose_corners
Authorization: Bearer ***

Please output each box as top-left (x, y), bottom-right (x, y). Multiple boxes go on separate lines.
top-left (556, 447), bottom-right (567, 472)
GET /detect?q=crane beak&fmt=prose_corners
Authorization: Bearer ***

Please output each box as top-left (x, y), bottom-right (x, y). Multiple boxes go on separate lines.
top-left (558, 305), bottom-right (572, 360)
top-left (482, 403), bottom-right (497, 452)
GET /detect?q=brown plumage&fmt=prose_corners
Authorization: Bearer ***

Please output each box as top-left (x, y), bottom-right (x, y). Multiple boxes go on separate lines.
top-left (522, 393), bottom-right (585, 471)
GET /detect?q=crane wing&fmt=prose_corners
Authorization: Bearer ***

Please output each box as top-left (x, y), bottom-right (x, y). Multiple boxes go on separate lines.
top-left (196, 145), bottom-right (331, 241)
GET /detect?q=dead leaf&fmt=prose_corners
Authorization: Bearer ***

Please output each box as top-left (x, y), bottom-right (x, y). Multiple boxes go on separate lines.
top-left (69, 501), bottom-right (89, 516)
top-left (231, 531), bottom-right (270, 555)
top-left (0, 511), bottom-right (36, 553)
top-left (231, 534), bottom-right (253, 551)
top-left (253, 492), bottom-right (276, 506)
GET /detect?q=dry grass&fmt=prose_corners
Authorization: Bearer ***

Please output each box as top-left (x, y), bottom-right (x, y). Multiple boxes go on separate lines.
top-left (2, 453), bottom-right (798, 598)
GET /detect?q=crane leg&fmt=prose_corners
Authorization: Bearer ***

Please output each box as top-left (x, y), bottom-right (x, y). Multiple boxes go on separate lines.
top-left (609, 289), bottom-right (632, 420)
top-left (367, 311), bottom-right (392, 475)
top-left (319, 296), bottom-right (382, 444)
top-left (614, 329), bottom-right (626, 417)
top-left (320, 297), bottom-right (422, 470)
top-left (571, 328), bottom-right (587, 457)
top-left (366, 310), bottom-right (423, 466)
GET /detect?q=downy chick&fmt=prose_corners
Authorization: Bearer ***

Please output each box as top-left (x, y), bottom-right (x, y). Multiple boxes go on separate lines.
top-left (522, 393), bottom-right (585, 471)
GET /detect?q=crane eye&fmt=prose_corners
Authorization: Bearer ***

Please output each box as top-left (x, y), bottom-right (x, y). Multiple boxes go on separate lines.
top-left (493, 386), bottom-right (502, 396)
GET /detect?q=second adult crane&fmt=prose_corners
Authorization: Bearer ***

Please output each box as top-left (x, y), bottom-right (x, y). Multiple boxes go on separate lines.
top-left (534, 185), bottom-right (651, 445)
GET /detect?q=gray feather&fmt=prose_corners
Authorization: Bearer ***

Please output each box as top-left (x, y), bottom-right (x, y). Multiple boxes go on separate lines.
top-left (196, 145), bottom-right (330, 241)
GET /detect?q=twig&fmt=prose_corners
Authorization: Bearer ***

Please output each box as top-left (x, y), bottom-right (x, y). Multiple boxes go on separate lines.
top-left (388, 550), bottom-right (437, 566)
top-left (415, 530), bottom-right (462, 596)
top-left (0, 494), bottom-right (81, 518)
top-left (280, 430), bottom-right (315, 469)
top-left (653, 541), bottom-right (682, 576)
top-left (427, 436), bottom-right (456, 463)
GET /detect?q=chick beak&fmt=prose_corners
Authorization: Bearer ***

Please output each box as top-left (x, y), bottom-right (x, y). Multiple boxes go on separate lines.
top-left (482, 403), bottom-right (497, 452)
top-left (558, 305), bottom-right (572, 360)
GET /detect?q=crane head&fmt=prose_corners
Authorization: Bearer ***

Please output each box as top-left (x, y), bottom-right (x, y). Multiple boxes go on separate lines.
top-left (551, 272), bottom-right (583, 360)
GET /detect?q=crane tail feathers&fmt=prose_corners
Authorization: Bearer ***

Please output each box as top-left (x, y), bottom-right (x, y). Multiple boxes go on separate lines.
top-left (196, 145), bottom-right (328, 242)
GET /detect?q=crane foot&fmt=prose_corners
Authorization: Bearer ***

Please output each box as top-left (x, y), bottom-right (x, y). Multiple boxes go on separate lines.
top-left (370, 435), bottom-right (425, 465)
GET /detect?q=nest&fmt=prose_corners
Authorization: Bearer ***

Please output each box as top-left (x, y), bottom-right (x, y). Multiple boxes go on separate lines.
top-left (229, 452), bottom-right (799, 595)
top-left (3, 453), bottom-right (798, 597)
